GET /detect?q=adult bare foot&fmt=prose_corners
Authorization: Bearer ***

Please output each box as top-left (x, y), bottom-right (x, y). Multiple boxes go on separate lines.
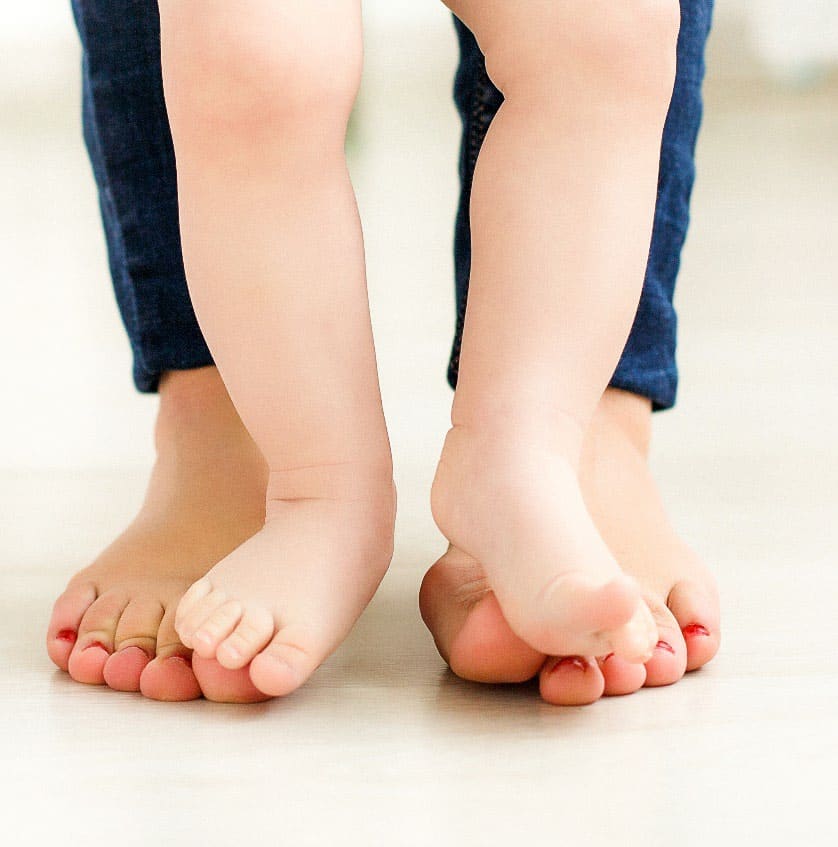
top-left (421, 388), bottom-right (720, 706)
top-left (46, 367), bottom-right (270, 702)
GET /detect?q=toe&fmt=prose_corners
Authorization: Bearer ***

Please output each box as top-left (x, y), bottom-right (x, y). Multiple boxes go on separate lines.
top-left (175, 586), bottom-right (228, 649)
top-left (249, 626), bottom-right (320, 697)
top-left (191, 600), bottom-right (244, 660)
top-left (47, 582), bottom-right (97, 671)
top-left (667, 579), bottom-right (721, 672)
top-left (529, 571), bottom-right (643, 657)
top-left (598, 652), bottom-right (646, 696)
top-left (641, 599), bottom-right (688, 687)
top-left (102, 598), bottom-right (163, 692)
top-left (67, 591), bottom-right (129, 685)
top-left (539, 656), bottom-right (605, 706)
top-left (139, 605), bottom-right (201, 702)
top-left (191, 656), bottom-right (272, 704)
top-left (216, 606), bottom-right (275, 670)
top-left (605, 599), bottom-right (658, 665)
top-left (419, 549), bottom-right (545, 684)
top-left (448, 594), bottom-right (546, 684)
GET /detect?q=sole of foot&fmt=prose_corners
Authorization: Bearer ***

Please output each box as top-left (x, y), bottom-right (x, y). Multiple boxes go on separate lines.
top-left (421, 388), bottom-right (720, 706)
top-left (174, 464), bottom-right (396, 699)
top-left (46, 367), bottom-right (272, 703)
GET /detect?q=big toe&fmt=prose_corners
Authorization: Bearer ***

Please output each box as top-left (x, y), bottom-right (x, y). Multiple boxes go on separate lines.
top-left (420, 549), bottom-right (545, 684)
top-left (249, 627), bottom-right (323, 698)
top-left (668, 579), bottom-right (721, 672)
top-left (191, 655), bottom-right (271, 704)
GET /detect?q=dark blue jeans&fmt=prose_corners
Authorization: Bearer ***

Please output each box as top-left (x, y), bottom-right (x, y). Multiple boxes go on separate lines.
top-left (71, 1), bottom-right (713, 411)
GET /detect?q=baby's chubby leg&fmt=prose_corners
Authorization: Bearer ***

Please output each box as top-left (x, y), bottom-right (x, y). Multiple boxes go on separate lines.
top-left (433, 1), bottom-right (680, 660)
top-left (158, 1), bottom-right (395, 698)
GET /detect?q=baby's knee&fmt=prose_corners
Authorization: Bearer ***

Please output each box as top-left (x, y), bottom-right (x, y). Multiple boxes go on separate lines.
top-left (160, 7), bottom-right (362, 141)
top-left (484, 0), bottom-right (680, 107)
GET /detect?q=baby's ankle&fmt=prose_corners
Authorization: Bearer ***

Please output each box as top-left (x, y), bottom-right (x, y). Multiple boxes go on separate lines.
top-left (266, 455), bottom-right (394, 505)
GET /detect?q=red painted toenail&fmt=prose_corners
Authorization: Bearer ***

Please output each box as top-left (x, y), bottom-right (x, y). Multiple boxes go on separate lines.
top-left (85, 641), bottom-right (110, 653)
top-left (555, 657), bottom-right (588, 673)
top-left (656, 640), bottom-right (676, 654)
top-left (56, 629), bottom-right (76, 643)
top-left (683, 624), bottom-right (710, 638)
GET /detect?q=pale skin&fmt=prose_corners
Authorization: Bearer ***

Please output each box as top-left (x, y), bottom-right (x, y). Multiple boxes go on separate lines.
top-left (47, 0), bottom-right (720, 704)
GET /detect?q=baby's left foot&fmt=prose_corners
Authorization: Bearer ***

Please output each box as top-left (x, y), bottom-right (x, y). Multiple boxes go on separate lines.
top-left (422, 388), bottom-right (720, 705)
top-left (175, 461), bottom-right (395, 698)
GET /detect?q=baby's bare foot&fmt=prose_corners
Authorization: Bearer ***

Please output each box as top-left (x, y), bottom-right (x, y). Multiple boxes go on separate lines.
top-left (175, 461), bottom-right (395, 698)
top-left (431, 413), bottom-right (657, 664)
top-left (422, 389), bottom-right (720, 705)
top-left (46, 368), bottom-right (270, 702)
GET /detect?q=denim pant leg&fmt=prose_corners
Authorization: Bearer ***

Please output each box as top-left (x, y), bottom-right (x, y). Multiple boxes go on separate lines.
top-left (71, 0), bottom-right (213, 393)
top-left (448, 1), bottom-right (715, 411)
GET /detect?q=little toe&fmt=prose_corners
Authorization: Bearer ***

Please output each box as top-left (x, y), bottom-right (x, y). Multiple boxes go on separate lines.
top-left (191, 600), bottom-right (244, 660)
top-left (67, 591), bottom-right (130, 685)
top-left (667, 579), bottom-right (721, 672)
top-left (642, 601), bottom-right (688, 687)
top-left (249, 627), bottom-right (320, 697)
top-left (419, 549), bottom-right (545, 684)
top-left (47, 582), bottom-right (97, 671)
top-left (539, 656), bottom-right (605, 706)
top-left (597, 652), bottom-right (646, 696)
top-left (175, 587), bottom-right (229, 649)
top-left (139, 605), bottom-right (201, 702)
top-left (216, 606), bottom-right (275, 670)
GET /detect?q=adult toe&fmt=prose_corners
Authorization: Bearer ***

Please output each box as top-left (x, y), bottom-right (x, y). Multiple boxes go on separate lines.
top-left (139, 604), bottom-right (202, 702)
top-left (667, 579), bottom-right (721, 672)
top-left (46, 581), bottom-right (97, 671)
top-left (539, 656), bottom-right (605, 706)
top-left (642, 597), bottom-right (688, 687)
top-left (420, 548), bottom-right (544, 684)
top-left (67, 590), bottom-right (129, 685)
top-left (102, 597), bottom-right (163, 692)
top-left (597, 652), bottom-right (646, 696)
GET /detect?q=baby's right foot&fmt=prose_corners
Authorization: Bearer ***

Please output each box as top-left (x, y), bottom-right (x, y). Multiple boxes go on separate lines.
top-left (431, 420), bottom-right (657, 663)
top-left (175, 460), bottom-right (395, 698)
top-left (47, 368), bottom-right (270, 702)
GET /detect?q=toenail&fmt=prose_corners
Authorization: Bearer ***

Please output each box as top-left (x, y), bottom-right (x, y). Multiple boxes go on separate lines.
top-left (85, 641), bottom-right (110, 653)
top-left (655, 640), bottom-right (675, 654)
top-left (56, 629), bottom-right (77, 643)
top-left (117, 646), bottom-right (151, 659)
top-left (555, 657), bottom-right (588, 673)
top-left (222, 645), bottom-right (242, 661)
top-left (683, 624), bottom-right (710, 638)
top-left (168, 655), bottom-right (192, 668)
